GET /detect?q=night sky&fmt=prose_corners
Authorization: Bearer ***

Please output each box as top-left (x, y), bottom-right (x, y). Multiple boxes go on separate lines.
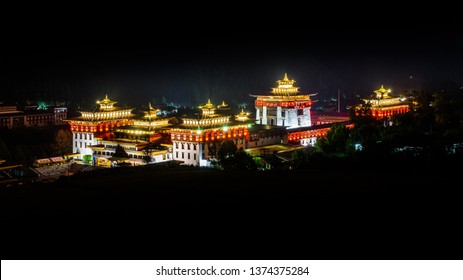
top-left (3, 14), bottom-right (462, 109)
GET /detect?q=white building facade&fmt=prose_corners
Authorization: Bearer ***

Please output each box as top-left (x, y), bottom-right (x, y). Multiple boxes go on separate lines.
top-left (252, 73), bottom-right (314, 129)
top-left (171, 99), bottom-right (252, 167)
top-left (66, 95), bottom-right (134, 158)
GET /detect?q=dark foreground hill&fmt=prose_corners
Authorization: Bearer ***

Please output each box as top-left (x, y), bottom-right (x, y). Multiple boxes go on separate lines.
top-left (1, 165), bottom-right (461, 259)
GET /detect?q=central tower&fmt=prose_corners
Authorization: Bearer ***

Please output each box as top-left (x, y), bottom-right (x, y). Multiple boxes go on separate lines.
top-left (251, 73), bottom-right (314, 128)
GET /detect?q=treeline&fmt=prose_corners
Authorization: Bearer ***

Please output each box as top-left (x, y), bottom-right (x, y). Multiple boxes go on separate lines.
top-left (291, 87), bottom-right (463, 171)
top-left (0, 126), bottom-right (72, 164)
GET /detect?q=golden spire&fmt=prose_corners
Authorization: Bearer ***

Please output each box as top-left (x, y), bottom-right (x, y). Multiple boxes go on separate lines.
top-left (97, 94), bottom-right (116, 110)
top-left (201, 99), bottom-right (215, 109)
top-left (374, 85), bottom-right (391, 99)
top-left (217, 100), bottom-right (229, 109)
top-left (284, 72), bottom-right (289, 81)
top-left (236, 108), bottom-right (249, 121)
top-left (149, 102), bottom-right (154, 110)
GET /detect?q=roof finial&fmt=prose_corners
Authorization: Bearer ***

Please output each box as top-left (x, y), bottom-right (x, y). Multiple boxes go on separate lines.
top-left (284, 73), bottom-right (289, 81)
top-left (208, 98), bottom-right (211, 104)
top-left (105, 94), bottom-right (109, 99)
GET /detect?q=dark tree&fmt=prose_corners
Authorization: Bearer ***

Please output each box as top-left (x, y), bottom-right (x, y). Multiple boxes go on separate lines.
top-left (113, 144), bottom-right (129, 159)
top-left (233, 149), bottom-right (257, 171)
top-left (267, 152), bottom-right (284, 170)
top-left (53, 129), bottom-right (72, 156)
top-left (316, 123), bottom-right (351, 155)
top-left (217, 140), bottom-right (237, 170)
top-left (290, 149), bottom-right (309, 169)
top-left (13, 146), bottom-right (26, 163)
top-left (0, 138), bottom-right (12, 162)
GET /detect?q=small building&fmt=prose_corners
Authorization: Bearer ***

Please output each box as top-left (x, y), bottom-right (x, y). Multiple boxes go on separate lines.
top-left (311, 112), bottom-right (350, 125)
top-left (0, 102), bottom-right (67, 129)
top-left (89, 139), bottom-right (172, 167)
top-left (246, 124), bottom-right (288, 149)
top-left (287, 121), bottom-right (354, 146)
top-left (356, 85), bottom-right (409, 119)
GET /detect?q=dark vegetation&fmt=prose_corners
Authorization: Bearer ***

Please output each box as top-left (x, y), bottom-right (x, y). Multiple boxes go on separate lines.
top-left (1, 161), bottom-right (461, 260)
top-left (305, 88), bottom-right (463, 169)
top-left (0, 126), bottom-right (72, 163)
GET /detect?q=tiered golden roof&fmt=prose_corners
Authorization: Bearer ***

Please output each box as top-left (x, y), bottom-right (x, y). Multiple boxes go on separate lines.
top-left (97, 94), bottom-right (117, 111)
top-left (272, 73), bottom-right (300, 96)
top-left (199, 99), bottom-right (216, 116)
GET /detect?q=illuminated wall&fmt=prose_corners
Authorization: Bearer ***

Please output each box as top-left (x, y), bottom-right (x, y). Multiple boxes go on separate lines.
top-left (171, 125), bottom-right (250, 167)
top-left (252, 74), bottom-right (313, 129)
top-left (172, 141), bottom-right (201, 166)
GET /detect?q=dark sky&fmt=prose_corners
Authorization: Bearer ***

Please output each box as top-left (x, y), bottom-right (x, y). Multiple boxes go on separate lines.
top-left (3, 14), bottom-right (462, 109)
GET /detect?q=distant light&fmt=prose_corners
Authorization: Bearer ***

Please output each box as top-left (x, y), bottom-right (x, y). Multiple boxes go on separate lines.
top-left (222, 126), bottom-right (228, 132)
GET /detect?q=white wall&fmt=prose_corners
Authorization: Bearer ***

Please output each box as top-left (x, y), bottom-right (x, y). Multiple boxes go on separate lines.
top-left (300, 137), bottom-right (317, 147)
top-left (72, 132), bottom-right (96, 157)
top-left (172, 141), bottom-right (201, 166)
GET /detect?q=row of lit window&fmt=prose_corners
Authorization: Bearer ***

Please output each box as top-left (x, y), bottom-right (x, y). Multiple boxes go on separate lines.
top-left (75, 141), bottom-right (91, 149)
top-left (371, 108), bottom-right (408, 117)
top-left (81, 111), bottom-right (130, 119)
top-left (288, 131), bottom-right (326, 141)
top-left (75, 133), bottom-right (93, 141)
top-left (175, 151), bottom-right (197, 161)
top-left (175, 142), bottom-right (198, 151)
top-left (272, 87), bottom-right (299, 93)
top-left (172, 131), bottom-right (247, 142)
top-left (182, 117), bottom-right (229, 126)
top-left (26, 115), bottom-right (53, 121)
top-left (72, 125), bottom-right (111, 132)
